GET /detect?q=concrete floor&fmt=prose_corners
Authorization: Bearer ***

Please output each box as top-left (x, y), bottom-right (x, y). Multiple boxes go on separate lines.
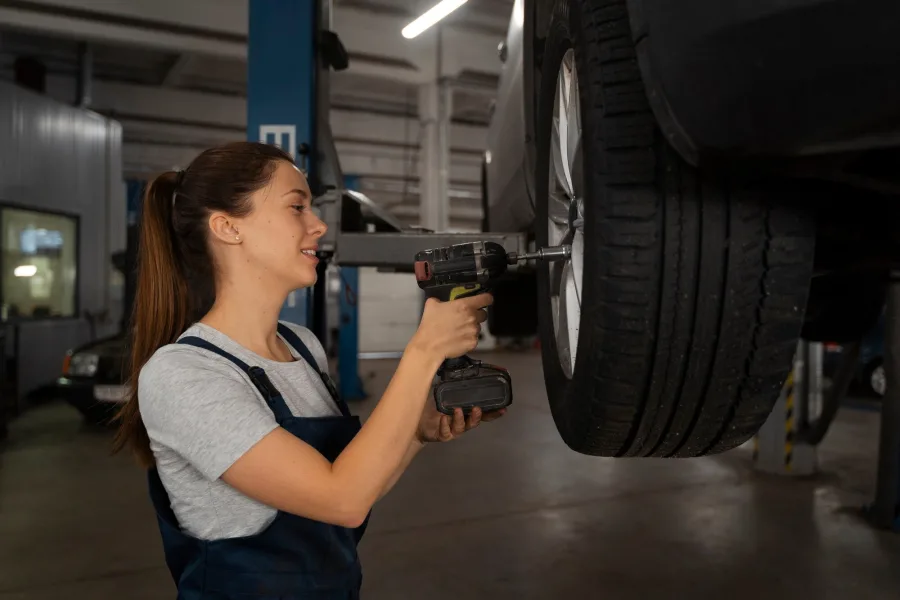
top-left (1, 350), bottom-right (899, 599)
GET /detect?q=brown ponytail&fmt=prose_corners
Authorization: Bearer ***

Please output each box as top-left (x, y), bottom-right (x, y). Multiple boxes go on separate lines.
top-left (112, 141), bottom-right (295, 467)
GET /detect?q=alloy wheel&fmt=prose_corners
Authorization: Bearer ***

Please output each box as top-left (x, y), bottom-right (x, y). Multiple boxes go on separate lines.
top-left (547, 48), bottom-right (584, 379)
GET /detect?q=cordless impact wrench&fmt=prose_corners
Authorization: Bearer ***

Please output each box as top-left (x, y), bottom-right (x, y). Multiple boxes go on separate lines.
top-left (414, 241), bottom-right (571, 415)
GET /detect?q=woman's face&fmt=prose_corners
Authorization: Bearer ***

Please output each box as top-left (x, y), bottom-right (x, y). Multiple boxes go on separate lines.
top-left (227, 160), bottom-right (327, 292)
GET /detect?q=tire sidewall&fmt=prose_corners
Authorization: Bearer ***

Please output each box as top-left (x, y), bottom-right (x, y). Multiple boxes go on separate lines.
top-left (534, 0), bottom-right (591, 445)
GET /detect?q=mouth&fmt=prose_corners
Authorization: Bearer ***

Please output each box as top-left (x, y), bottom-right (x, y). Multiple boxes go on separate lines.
top-left (301, 247), bottom-right (318, 261)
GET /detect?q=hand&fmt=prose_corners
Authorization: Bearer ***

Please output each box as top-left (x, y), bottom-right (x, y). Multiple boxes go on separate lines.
top-left (415, 405), bottom-right (507, 444)
top-left (408, 294), bottom-right (493, 363)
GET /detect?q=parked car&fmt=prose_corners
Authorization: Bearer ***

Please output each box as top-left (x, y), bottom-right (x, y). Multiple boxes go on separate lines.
top-left (824, 316), bottom-right (886, 397)
top-left (56, 334), bottom-right (128, 426)
top-left (483, 0), bottom-right (899, 457)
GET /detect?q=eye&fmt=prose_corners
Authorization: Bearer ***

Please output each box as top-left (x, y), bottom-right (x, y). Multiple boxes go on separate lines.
top-left (291, 204), bottom-right (308, 213)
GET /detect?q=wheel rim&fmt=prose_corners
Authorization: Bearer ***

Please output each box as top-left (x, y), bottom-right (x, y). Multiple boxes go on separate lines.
top-left (548, 48), bottom-right (584, 379)
top-left (871, 364), bottom-right (886, 396)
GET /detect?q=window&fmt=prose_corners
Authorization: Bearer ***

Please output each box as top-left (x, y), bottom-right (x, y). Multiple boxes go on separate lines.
top-left (0, 206), bottom-right (78, 320)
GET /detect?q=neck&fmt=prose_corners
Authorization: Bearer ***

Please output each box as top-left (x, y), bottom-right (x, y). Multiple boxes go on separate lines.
top-left (201, 275), bottom-right (294, 360)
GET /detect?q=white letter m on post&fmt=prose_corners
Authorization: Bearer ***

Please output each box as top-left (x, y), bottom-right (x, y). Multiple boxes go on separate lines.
top-left (259, 125), bottom-right (297, 159)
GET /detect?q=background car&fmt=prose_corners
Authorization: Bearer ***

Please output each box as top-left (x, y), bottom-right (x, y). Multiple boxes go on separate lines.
top-left (483, 0), bottom-right (899, 457)
top-left (56, 334), bottom-right (128, 426)
top-left (824, 316), bottom-right (886, 397)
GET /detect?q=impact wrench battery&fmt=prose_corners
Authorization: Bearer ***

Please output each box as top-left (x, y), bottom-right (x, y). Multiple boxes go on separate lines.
top-left (413, 241), bottom-right (571, 416)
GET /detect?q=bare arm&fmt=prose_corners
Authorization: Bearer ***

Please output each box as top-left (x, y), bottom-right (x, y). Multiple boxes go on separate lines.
top-left (221, 347), bottom-right (439, 527)
top-left (380, 438), bottom-right (426, 500)
top-left (219, 294), bottom-right (491, 528)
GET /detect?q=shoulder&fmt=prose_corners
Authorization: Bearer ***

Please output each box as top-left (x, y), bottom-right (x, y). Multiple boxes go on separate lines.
top-left (137, 339), bottom-right (252, 413)
top-left (137, 340), bottom-right (262, 431)
top-left (278, 320), bottom-right (327, 370)
top-left (140, 340), bottom-right (246, 383)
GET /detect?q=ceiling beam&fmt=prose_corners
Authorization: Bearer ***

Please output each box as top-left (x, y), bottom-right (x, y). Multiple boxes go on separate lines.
top-left (44, 76), bottom-right (489, 152)
top-left (161, 53), bottom-right (194, 87)
top-left (0, 4), bottom-right (246, 59)
top-left (5, 0), bottom-right (505, 83)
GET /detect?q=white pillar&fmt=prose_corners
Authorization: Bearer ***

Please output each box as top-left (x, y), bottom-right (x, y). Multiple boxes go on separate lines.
top-left (418, 80), bottom-right (452, 232)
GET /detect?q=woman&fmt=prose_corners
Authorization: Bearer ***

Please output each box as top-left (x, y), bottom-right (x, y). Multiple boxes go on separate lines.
top-left (113, 141), bottom-right (503, 599)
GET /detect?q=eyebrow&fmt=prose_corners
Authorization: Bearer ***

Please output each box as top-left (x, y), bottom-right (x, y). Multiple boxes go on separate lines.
top-left (282, 188), bottom-right (310, 200)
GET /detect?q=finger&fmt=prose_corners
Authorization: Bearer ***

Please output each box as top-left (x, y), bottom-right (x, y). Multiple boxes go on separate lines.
top-left (466, 407), bottom-right (482, 429)
top-left (481, 408), bottom-right (507, 422)
top-left (439, 414), bottom-right (453, 440)
top-left (476, 309), bottom-right (488, 324)
top-left (451, 408), bottom-right (466, 435)
top-left (460, 292), bottom-right (494, 310)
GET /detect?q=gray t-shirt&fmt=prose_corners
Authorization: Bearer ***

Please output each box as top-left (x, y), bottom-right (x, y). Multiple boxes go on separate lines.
top-left (138, 321), bottom-right (341, 541)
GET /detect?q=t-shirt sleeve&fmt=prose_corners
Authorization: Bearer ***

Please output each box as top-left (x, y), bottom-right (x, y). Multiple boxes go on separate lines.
top-left (138, 347), bottom-right (279, 481)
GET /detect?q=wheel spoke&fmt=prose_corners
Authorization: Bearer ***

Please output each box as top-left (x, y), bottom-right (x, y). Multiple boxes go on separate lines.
top-left (555, 266), bottom-right (573, 373)
top-left (565, 56), bottom-right (582, 197)
top-left (570, 229), bottom-right (584, 306)
top-left (548, 191), bottom-right (569, 223)
top-left (552, 52), bottom-right (576, 198)
top-left (550, 117), bottom-right (573, 198)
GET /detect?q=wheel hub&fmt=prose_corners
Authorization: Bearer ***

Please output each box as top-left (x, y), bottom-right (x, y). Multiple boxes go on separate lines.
top-left (547, 48), bottom-right (584, 379)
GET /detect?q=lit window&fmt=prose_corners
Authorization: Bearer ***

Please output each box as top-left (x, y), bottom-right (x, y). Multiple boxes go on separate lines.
top-left (1, 206), bottom-right (78, 320)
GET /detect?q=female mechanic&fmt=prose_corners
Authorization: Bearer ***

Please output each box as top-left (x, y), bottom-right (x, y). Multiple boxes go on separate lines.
top-left (113, 141), bottom-right (503, 599)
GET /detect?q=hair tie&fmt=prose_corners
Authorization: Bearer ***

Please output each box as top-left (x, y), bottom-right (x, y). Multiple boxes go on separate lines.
top-left (172, 169), bottom-right (186, 208)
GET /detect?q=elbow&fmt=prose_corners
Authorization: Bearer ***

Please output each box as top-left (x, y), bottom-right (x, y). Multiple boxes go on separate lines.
top-left (339, 510), bottom-right (368, 530)
top-left (332, 496), bottom-right (370, 529)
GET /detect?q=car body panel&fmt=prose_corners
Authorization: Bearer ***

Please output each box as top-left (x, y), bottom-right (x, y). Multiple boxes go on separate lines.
top-left (485, 0), bottom-right (900, 232)
top-left (484, 0), bottom-right (534, 234)
top-left (630, 0), bottom-right (900, 165)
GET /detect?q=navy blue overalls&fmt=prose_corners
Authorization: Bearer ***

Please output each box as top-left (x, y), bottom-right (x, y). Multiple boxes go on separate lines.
top-left (147, 323), bottom-right (368, 599)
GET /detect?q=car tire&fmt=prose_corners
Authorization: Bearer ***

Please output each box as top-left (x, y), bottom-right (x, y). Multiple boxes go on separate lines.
top-left (534, 0), bottom-right (816, 457)
top-left (76, 402), bottom-right (118, 428)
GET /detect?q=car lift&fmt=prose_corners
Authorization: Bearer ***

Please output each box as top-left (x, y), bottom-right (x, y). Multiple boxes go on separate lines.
top-left (754, 284), bottom-right (900, 531)
top-left (246, 0), bottom-right (527, 401)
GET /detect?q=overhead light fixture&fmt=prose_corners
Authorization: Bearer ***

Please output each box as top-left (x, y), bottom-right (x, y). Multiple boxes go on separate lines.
top-left (14, 265), bottom-right (37, 277)
top-left (402, 0), bottom-right (469, 39)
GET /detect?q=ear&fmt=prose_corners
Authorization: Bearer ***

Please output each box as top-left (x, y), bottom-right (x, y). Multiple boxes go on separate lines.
top-left (208, 211), bottom-right (243, 245)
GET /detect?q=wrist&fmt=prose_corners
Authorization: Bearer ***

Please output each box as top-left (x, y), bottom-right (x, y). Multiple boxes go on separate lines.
top-left (404, 338), bottom-right (444, 373)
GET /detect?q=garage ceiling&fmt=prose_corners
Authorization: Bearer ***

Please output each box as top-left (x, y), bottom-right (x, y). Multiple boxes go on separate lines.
top-left (0, 0), bottom-right (514, 228)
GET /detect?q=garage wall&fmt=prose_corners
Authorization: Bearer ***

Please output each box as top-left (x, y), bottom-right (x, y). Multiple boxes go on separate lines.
top-left (0, 81), bottom-right (124, 402)
top-left (358, 269), bottom-right (424, 354)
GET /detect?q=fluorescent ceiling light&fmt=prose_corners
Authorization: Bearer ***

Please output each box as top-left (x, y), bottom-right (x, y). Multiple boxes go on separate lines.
top-left (402, 0), bottom-right (469, 39)
top-left (14, 265), bottom-right (37, 277)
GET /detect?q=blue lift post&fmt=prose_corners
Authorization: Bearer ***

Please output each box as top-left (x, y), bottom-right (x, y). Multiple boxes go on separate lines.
top-left (246, 0), bottom-right (317, 328)
top-left (339, 176), bottom-right (366, 401)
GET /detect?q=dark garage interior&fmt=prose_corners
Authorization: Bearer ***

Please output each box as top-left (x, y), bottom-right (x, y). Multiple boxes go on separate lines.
top-left (2, 1), bottom-right (900, 598)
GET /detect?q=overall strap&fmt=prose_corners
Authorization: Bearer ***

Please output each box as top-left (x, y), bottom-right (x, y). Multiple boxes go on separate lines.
top-left (177, 336), bottom-right (294, 422)
top-left (277, 323), bottom-right (351, 417)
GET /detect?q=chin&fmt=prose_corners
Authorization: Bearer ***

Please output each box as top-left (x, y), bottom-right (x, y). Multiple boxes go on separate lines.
top-left (293, 269), bottom-right (318, 289)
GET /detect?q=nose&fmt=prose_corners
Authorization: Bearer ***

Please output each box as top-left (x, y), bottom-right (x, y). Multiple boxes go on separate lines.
top-left (308, 210), bottom-right (328, 239)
